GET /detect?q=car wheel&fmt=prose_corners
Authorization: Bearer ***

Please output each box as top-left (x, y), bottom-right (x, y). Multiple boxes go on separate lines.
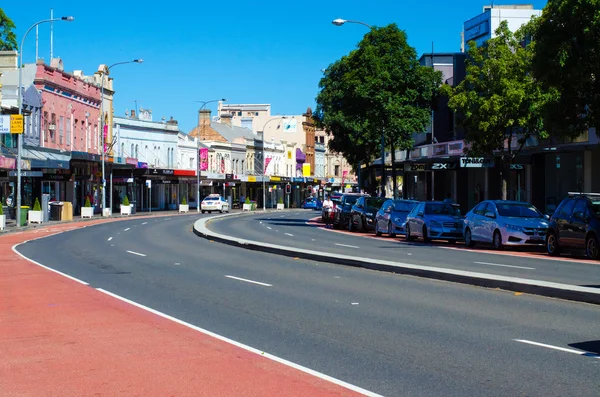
top-left (423, 226), bottom-right (431, 243)
top-left (406, 224), bottom-right (414, 241)
top-left (493, 230), bottom-right (503, 250)
top-left (356, 216), bottom-right (364, 232)
top-left (375, 222), bottom-right (382, 236)
top-left (546, 231), bottom-right (561, 256)
top-left (465, 227), bottom-right (475, 248)
top-left (348, 217), bottom-right (354, 232)
top-left (585, 234), bottom-right (599, 260)
top-left (201, 210), bottom-right (205, 214)
top-left (388, 221), bottom-right (396, 238)
top-left (220, 208), bottom-right (224, 213)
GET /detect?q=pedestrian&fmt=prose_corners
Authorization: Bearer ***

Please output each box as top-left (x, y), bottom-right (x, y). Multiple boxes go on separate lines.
top-left (322, 195), bottom-right (334, 228)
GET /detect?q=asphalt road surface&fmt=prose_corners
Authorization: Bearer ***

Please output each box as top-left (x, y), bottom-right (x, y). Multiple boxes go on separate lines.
top-left (18, 213), bottom-right (600, 397)
top-left (207, 210), bottom-right (600, 288)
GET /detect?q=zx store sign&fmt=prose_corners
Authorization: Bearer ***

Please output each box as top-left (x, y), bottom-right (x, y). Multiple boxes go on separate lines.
top-left (405, 163), bottom-right (458, 172)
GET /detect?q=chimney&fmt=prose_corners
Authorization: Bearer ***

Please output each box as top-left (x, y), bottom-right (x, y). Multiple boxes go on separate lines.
top-left (166, 116), bottom-right (178, 125)
top-left (198, 109), bottom-right (211, 127)
top-left (221, 113), bottom-right (232, 127)
top-left (131, 109), bottom-right (136, 118)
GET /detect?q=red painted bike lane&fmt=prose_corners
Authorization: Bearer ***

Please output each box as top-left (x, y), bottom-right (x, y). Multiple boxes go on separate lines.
top-left (0, 219), bottom-right (371, 396)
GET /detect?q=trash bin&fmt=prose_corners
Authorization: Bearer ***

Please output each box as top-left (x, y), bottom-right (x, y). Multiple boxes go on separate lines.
top-left (130, 201), bottom-right (137, 214)
top-left (49, 202), bottom-right (63, 221)
top-left (19, 206), bottom-right (29, 226)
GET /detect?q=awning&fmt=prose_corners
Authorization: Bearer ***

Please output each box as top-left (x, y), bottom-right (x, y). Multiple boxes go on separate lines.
top-left (22, 147), bottom-right (71, 169)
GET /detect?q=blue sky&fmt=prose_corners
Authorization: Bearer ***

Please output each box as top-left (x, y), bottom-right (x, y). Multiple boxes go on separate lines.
top-left (3, 1), bottom-right (547, 133)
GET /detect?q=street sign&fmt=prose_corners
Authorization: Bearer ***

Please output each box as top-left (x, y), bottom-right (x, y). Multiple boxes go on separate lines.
top-left (0, 115), bottom-right (10, 134)
top-left (10, 115), bottom-right (23, 134)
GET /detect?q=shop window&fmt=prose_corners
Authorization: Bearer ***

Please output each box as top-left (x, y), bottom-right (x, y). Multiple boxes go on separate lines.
top-left (334, 164), bottom-right (340, 177)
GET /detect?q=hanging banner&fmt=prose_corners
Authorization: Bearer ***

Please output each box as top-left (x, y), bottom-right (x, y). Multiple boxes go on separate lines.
top-left (264, 157), bottom-right (273, 172)
top-left (302, 163), bottom-right (311, 177)
top-left (199, 148), bottom-right (209, 171)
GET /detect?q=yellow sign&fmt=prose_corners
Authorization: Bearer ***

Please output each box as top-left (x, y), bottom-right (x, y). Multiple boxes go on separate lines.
top-left (287, 150), bottom-right (292, 159)
top-left (270, 176), bottom-right (281, 182)
top-left (10, 115), bottom-right (23, 134)
top-left (248, 176), bottom-right (256, 182)
top-left (302, 163), bottom-right (311, 177)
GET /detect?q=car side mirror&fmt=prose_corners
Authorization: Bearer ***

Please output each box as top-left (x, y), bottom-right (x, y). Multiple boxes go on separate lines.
top-left (484, 211), bottom-right (496, 219)
top-left (544, 214), bottom-right (550, 220)
top-left (385, 207), bottom-right (392, 213)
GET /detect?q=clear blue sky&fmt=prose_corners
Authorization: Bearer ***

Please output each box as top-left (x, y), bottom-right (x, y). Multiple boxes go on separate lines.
top-left (3, 1), bottom-right (547, 133)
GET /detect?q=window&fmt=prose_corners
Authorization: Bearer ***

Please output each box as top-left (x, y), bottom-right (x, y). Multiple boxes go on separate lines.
top-left (334, 165), bottom-right (340, 177)
top-left (572, 200), bottom-right (587, 220)
top-left (559, 199), bottom-right (575, 217)
top-left (135, 145), bottom-right (139, 159)
top-left (73, 118), bottom-right (77, 146)
top-left (237, 111), bottom-right (242, 116)
top-left (473, 202), bottom-right (488, 215)
top-left (190, 158), bottom-right (194, 169)
top-left (255, 112), bottom-right (259, 116)
top-left (121, 143), bottom-right (125, 157)
top-left (50, 113), bottom-right (56, 142)
top-left (66, 116), bottom-right (71, 146)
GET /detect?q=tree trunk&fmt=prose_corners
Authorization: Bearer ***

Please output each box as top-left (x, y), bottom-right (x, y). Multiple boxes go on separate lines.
top-left (380, 132), bottom-right (386, 197)
top-left (391, 145), bottom-right (397, 199)
top-left (498, 156), bottom-right (511, 200)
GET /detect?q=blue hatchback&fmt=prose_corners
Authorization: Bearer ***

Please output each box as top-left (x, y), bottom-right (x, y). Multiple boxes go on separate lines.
top-left (302, 197), bottom-right (323, 210)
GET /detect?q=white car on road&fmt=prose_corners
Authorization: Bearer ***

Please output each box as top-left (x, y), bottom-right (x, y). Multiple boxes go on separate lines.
top-left (201, 194), bottom-right (229, 214)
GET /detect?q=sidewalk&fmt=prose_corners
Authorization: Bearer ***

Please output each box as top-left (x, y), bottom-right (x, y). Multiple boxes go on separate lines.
top-left (0, 210), bottom-right (364, 396)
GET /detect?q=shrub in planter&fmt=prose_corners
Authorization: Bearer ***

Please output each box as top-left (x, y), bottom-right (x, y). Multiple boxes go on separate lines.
top-left (278, 197), bottom-right (283, 204)
top-left (33, 198), bottom-right (41, 211)
top-left (123, 195), bottom-right (130, 206)
top-left (84, 197), bottom-right (92, 207)
top-left (245, 197), bottom-right (251, 204)
top-left (0, 203), bottom-right (3, 215)
top-left (181, 196), bottom-right (187, 205)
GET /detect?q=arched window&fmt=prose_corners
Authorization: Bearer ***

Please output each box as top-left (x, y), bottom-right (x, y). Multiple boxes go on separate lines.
top-left (135, 145), bottom-right (139, 159)
top-left (120, 143), bottom-right (124, 157)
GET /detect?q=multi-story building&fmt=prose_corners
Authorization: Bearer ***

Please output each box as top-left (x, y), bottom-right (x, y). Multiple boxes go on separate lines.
top-left (315, 128), bottom-right (357, 193)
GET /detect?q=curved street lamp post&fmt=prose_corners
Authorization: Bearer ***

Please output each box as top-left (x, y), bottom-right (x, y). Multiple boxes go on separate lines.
top-left (260, 117), bottom-right (287, 211)
top-left (16, 16), bottom-right (74, 228)
top-left (195, 99), bottom-right (226, 212)
top-left (101, 59), bottom-right (143, 217)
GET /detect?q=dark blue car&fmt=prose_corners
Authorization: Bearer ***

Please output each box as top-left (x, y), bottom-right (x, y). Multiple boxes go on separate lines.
top-left (302, 197), bottom-right (323, 210)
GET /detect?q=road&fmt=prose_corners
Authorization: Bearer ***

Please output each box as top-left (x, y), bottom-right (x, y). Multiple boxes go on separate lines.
top-left (17, 213), bottom-right (600, 396)
top-left (207, 210), bottom-right (600, 288)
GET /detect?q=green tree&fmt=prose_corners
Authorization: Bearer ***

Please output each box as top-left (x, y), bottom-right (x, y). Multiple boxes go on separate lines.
top-left (0, 9), bottom-right (18, 51)
top-left (315, 24), bottom-right (442, 196)
top-left (530, 0), bottom-right (600, 137)
top-left (441, 21), bottom-right (551, 199)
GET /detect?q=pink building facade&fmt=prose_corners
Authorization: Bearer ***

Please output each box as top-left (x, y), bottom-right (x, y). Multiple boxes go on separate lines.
top-left (33, 59), bottom-right (101, 154)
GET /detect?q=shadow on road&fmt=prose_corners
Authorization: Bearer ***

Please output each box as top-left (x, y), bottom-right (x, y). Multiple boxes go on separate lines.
top-left (569, 341), bottom-right (600, 355)
top-left (255, 218), bottom-right (311, 223)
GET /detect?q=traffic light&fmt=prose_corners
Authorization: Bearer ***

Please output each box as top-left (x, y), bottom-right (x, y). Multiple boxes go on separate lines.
top-left (285, 184), bottom-right (291, 194)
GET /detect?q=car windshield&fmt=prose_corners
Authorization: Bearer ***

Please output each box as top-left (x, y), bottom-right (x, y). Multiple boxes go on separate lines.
top-left (344, 196), bottom-right (360, 205)
top-left (592, 202), bottom-right (600, 217)
top-left (365, 198), bottom-right (386, 208)
top-left (424, 203), bottom-right (460, 216)
top-left (393, 201), bottom-right (418, 212)
top-left (496, 203), bottom-right (542, 218)
top-left (204, 196), bottom-right (219, 201)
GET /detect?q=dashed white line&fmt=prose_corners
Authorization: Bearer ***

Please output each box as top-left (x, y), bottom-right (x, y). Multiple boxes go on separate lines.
top-left (285, 233), bottom-right (294, 237)
top-left (142, 222), bottom-right (148, 225)
top-left (267, 226), bottom-right (272, 230)
top-left (335, 243), bottom-right (360, 249)
top-left (514, 339), bottom-right (600, 358)
top-left (124, 228), bottom-right (130, 232)
top-left (126, 250), bottom-right (146, 257)
top-left (474, 261), bottom-right (535, 270)
top-left (107, 237), bottom-right (113, 241)
top-left (225, 275), bottom-right (272, 287)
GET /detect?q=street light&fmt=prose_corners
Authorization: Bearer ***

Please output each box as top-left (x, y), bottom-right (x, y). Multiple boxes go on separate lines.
top-left (332, 18), bottom-right (387, 196)
top-left (260, 117), bottom-right (287, 212)
top-left (100, 59), bottom-right (143, 217)
top-left (16, 16), bottom-right (74, 228)
top-left (195, 99), bottom-right (227, 212)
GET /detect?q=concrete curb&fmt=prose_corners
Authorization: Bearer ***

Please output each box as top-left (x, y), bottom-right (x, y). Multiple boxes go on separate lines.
top-left (194, 214), bottom-right (600, 305)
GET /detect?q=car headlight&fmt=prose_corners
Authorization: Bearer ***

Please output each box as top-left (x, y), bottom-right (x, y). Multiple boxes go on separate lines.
top-left (365, 212), bottom-right (373, 217)
top-left (430, 221), bottom-right (442, 228)
top-left (394, 218), bottom-right (402, 223)
top-left (506, 224), bottom-right (523, 232)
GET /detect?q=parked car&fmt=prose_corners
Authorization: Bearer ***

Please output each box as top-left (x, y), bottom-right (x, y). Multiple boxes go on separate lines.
top-left (463, 200), bottom-right (549, 249)
top-left (201, 194), bottom-right (229, 213)
top-left (405, 201), bottom-right (464, 243)
top-left (374, 199), bottom-right (420, 237)
top-left (333, 193), bottom-right (368, 229)
top-left (349, 196), bottom-right (387, 232)
top-left (302, 197), bottom-right (323, 210)
top-left (546, 192), bottom-right (600, 260)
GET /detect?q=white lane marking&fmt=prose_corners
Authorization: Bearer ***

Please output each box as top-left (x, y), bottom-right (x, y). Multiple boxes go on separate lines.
top-left (267, 226), bottom-right (272, 230)
top-left (351, 302), bottom-right (359, 305)
top-left (407, 253), bottom-right (412, 256)
top-left (335, 243), bottom-right (360, 249)
top-left (107, 237), bottom-right (113, 241)
top-left (285, 233), bottom-right (294, 237)
top-left (474, 261), bottom-right (535, 270)
top-left (126, 250), bottom-right (146, 257)
top-left (514, 339), bottom-right (600, 358)
top-left (312, 239), bottom-right (316, 241)
top-left (142, 222), bottom-right (148, 225)
top-left (124, 228), bottom-right (130, 232)
top-left (96, 288), bottom-right (382, 397)
top-left (11, 244), bottom-right (89, 286)
top-left (259, 221), bottom-right (263, 224)
top-left (175, 262), bottom-right (180, 266)
top-left (225, 275), bottom-right (272, 287)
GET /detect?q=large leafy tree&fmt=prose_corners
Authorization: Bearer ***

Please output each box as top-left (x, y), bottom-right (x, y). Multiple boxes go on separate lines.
top-left (315, 23), bottom-right (441, 196)
top-left (441, 21), bottom-right (551, 200)
top-left (0, 9), bottom-right (18, 51)
top-left (531, 0), bottom-right (600, 137)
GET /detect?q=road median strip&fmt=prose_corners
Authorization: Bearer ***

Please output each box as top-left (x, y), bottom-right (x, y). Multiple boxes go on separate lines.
top-left (195, 214), bottom-right (600, 305)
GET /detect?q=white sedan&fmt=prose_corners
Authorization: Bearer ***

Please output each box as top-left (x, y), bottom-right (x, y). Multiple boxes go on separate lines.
top-left (201, 195), bottom-right (229, 213)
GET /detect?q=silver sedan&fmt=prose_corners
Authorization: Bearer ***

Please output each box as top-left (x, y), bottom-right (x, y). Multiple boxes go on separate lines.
top-left (463, 200), bottom-right (549, 250)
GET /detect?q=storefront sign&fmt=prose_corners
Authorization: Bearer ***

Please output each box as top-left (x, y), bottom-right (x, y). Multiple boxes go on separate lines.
top-left (460, 157), bottom-right (495, 168)
top-left (200, 180), bottom-right (213, 186)
top-left (113, 156), bottom-right (126, 165)
top-left (247, 176), bottom-right (256, 182)
top-left (510, 164), bottom-right (524, 170)
top-left (270, 176), bottom-right (281, 182)
top-left (292, 177), bottom-right (305, 183)
top-left (431, 162), bottom-right (457, 170)
top-left (174, 170), bottom-right (196, 177)
top-left (405, 163), bottom-right (427, 172)
top-left (0, 156), bottom-right (16, 169)
top-left (126, 157), bottom-right (137, 166)
top-left (9, 170), bottom-right (42, 177)
top-left (150, 169), bottom-right (174, 176)
top-left (225, 173), bottom-right (235, 180)
top-left (43, 173), bottom-right (72, 181)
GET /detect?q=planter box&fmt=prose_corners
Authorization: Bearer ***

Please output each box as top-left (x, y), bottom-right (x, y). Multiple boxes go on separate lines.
top-left (0, 214), bottom-right (5, 230)
top-left (81, 206), bottom-right (94, 219)
top-left (179, 204), bottom-right (189, 213)
top-left (243, 203), bottom-right (254, 211)
top-left (28, 210), bottom-right (43, 224)
top-left (103, 208), bottom-right (112, 217)
top-left (120, 204), bottom-right (131, 216)
top-left (277, 203), bottom-right (285, 210)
